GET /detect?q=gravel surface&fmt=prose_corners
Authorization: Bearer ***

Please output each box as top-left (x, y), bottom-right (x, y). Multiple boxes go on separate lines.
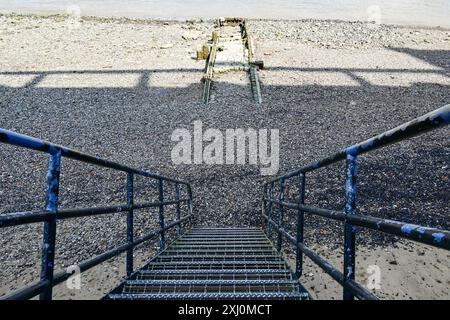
top-left (0, 14), bottom-right (449, 298)
top-left (250, 19), bottom-right (450, 49)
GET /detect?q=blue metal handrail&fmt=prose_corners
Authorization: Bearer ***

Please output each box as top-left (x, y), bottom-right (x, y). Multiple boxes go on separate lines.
top-left (0, 129), bottom-right (193, 300)
top-left (262, 104), bottom-right (450, 300)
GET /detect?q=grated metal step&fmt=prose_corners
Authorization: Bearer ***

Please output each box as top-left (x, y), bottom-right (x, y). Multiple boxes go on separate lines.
top-left (155, 255), bottom-right (282, 262)
top-left (135, 271), bottom-right (293, 281)
top-left (108, 292), bottom-right (308, 300)
top-left (162, 250), bottom-right (278, 256)
top-left (106, 228), bottom-right (309, 300)
top-left (180, 239), bottom-right (268, 242)
top-left (170, 245), bottom-right (274, 249)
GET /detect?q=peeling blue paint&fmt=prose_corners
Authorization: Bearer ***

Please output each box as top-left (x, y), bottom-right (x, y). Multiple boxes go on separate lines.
top-left (385, 219), bottom-right (403, 225)
top-left (432, 233), bottom-right (445, 243)
top-left (416, 226), bottom-right (434, 234)
top-left (5, 131), bottom-right (47, 151)
top-left (345, 145), bottom-right (359, 156)
top-left (45, 151), bottom-right (61, 212)
top-left (416, 227), bottom-right (427, 234)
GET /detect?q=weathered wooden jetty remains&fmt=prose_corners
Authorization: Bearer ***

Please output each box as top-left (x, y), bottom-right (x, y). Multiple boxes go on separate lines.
top-left (199, 17), bottom-right (263, 104)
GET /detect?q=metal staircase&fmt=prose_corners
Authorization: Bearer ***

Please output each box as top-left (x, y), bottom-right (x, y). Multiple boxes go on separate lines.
top-left (106, 228), bottom-right (309, 300)
top-left (1, 104), bottom-right (449, 300)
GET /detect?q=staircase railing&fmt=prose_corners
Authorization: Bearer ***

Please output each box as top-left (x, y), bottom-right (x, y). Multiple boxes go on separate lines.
top-left (262, 104), bottom-right (450, 300)
top-left (0, 129), bottom-right (193, 300)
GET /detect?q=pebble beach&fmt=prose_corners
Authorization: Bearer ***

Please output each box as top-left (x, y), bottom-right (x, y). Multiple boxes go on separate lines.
top-left (0, 13), bottom-right (449, 299)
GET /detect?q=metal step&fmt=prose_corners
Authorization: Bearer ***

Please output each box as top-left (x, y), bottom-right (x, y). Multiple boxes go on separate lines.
top-left (187, 230), bottom-right (262, 235)
top-left (171, 242), bottom-right (273, 245)
top-left (135, 273), bottom-right (293, 281)
top-left (126, 279), bottom-right (298, 286)
top-left (183, 234), bottom-right (265, 237)
top-left (136, 269), bottom-right (293, 275)
top-left (176, 237), bottom-right (268, 241)
top-left (144, 262), bottom-right (288, 271)
top-left (161, 249), bottom-right (278, 255)
top-left (121, 280), bottom-right (299, 294)
top-left (106, 227), bottom-right (309, 300)
top-left (190, 228), bottom-right (261, 230)
top-left (170, 244), bottom-right (274, 249)
top-left (175, 240), bottom-right (271, 244)
top-left (185, 233), bottom-right (264, 237)
top-left (188, 229), bottom-right (262, 232)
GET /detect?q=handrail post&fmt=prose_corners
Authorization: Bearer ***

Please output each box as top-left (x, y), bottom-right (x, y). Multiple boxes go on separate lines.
top-left (187, 184), bottom-right (193, 223)
top-left (295, 173), bottom-right (306, 278)
top-left (261, 185), bottom-right (267, 227)
top-left (126, 172), bottom-right (134, 276)
top-left (277, 178), bottom-right (285, 252)
top-left (267, 182), bottom-right (274, 236)
top-left (158, 179), bottom-right (165, 250)
top-left (40, 150), bottom-right (61, 300)
top-left (343, 154), bottom-right (357, 300)
top-left (175, 183), bottom-right (181, 236)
